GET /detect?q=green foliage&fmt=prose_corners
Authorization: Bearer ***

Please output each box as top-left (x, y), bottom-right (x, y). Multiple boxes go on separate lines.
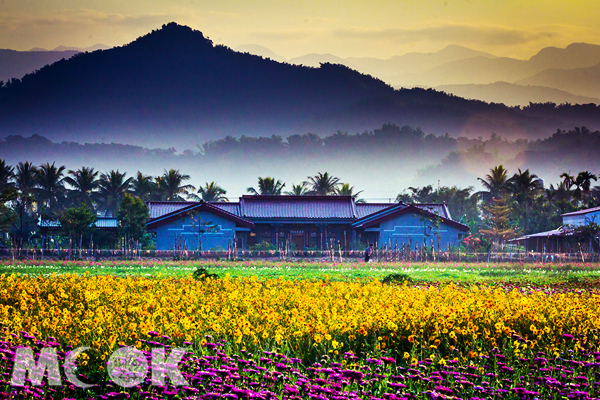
top-left (118, 193), bottom-right (149, 244)
top-left (381, 273), bottom-right (413, 285)
top-left (197, 181), bottom-right (228, 202)
top-left (247, 177), bottom-right (285, 195)
top-left (250, 241), bottom-right (277, 251)
top-left (480, 196), bottom-right (517, 249)
top-left (192, 267), bottom-right (218, 281)
top-left (58, 205), bottom-right (97, 240)
top-left (396, 184), bottom-right (481, 231)
top-left (0, 188), bottom-right (18, 244)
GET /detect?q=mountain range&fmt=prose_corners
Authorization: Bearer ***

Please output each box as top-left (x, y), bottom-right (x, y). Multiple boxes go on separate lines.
top-left (1, 23), bottom-right (600, 150)
top-left (2, 32), bottom-right (599, 109)
top-left (236, 43), bottom-right (600, 105)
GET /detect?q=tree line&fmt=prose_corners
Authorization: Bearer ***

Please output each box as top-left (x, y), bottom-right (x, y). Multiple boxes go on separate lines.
top-left (0, 158), bottom-right (598, 252)
top-left (393, 166), bottom-right (599, 252)
top-left (0, 162), bottom-right (365, 250)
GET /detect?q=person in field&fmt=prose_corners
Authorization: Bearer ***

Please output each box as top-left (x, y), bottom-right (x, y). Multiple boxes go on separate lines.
top-left (364, 243), bottom-right (374, 263)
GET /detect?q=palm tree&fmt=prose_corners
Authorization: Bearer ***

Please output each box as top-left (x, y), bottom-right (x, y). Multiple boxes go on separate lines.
top-left (285, 183), bottom-right (310, 196)
top-left (35, 162), bottom-right (67, 215)
top-left (9, 162), bottom-right (39, 242)
top-left (131, 172), bottom-right (156, 202)
top-left (574, 171), bottom-right (598, 201)
top-left (305, 172), bottom-right (340, 195)
top-left (560, 172), bottom-right (576, 191)
top-left (336, 183), bottom-right (365, 203)
top-left (97, 170), bottom-right (132, 216)
top-left (155, 169), bottom-right (195, 201)
top-left (544, 184), bottom-right (557, 208)
top-left (507, 168), bottom-right (539, 232)
top-left (197, 182), bottom-right (228, 202)
top-left (64, 166), bottom-right (100, 210)
top-left (14, 162), bottom-right (37, 197)
top-left (0, 159), bottom-right (14, 190)
top-left (247, 177), bottom-right (285, 195)
top-left (478, 165), bottom-right (509, 200)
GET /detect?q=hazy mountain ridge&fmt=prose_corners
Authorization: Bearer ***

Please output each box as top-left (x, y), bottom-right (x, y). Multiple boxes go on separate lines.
top-left (3, 32), bottom-right (599, 108)
top-left (517, 63), bottom-right (600, 99)
top-left (434, 82), bottom-right (600, 107)
top-left (0, 49), bottom-right (80, 82)
top-left (1, 23), bottom-right (600, 150)
top-left (244, 42), bottom-right (600, 105)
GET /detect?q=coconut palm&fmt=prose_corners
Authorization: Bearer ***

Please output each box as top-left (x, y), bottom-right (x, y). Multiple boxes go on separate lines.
top-left (305, 172), bottom-right (340, 195)
top-left (13, 162), bottom-right (38, 215)
top-left (131, 172), bottom-right (156, 202)
top-left (478, 165), bottom-right (509, 200)
top-left (197, 182), bottom-right (228, 202)
top-left (247, 177), bottom-right (285, 195)
top-left (65, 166), bottom-right (100, 210)
top-left (14, 162), bottom-right (38, 196)
top-left (507, 168), bottom-right (539, 232)
top-left (155, 169), bottom-right (195, 201)
top-left (97, 170), bottom-right (132, 216)
top-left (574, 171), bottom-right (597, 201)
top-left (285, 183), bottom-right (310, 196)
top-left (0, 159), bottom-right (14, 190)
top-left (560, 172), bottom-right (576, 191)
top-left (35, 162), bottom-right (67, 215)
top-left (336, 183), bottom-right (365, 203)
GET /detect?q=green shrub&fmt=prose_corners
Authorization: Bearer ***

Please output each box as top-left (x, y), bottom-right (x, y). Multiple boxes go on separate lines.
top-left (249, 241), bottom-right (276, 251)
top-left (381, 273), bottom-right (412, 285)
top-left (193, 267), bottom-right (218, 281)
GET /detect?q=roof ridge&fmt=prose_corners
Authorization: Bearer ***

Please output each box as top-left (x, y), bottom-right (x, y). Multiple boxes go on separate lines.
top-left (350, 198), bottom-right (358, 218)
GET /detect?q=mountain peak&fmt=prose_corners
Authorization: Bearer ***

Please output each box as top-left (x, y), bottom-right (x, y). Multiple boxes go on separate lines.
top-left (529, 42), bottom-right (600, 70)
top-left (437, 44), bottom-right (495, 59)
top-left (124, 22), bottom-right (214, 52)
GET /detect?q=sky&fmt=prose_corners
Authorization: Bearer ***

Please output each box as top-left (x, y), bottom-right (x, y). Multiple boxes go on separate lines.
top-left (0, 0), bottom-right (598, 59)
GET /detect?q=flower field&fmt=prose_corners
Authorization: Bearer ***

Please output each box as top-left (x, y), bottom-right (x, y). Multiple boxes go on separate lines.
top-left (0, 261), bottom-right (599, 398)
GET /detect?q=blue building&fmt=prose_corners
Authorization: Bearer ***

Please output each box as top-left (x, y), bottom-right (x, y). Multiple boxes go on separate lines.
top-left (509, 205), bottom-right (600, 252)
top-left (146, 201), bottom-right (253, 251)
top-left (352, 202), bottom-right (470, 250)
top-left (146, 196), bottom-right (469, 251)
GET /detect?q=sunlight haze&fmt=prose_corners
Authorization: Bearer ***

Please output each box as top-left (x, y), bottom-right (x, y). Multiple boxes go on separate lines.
top-left (0, 0), bottom-right (597, 59)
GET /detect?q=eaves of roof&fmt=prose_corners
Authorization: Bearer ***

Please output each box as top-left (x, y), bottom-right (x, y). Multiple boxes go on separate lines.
top-left (146, 201), bottom-right (254, 229)
top-left (561, 206), bottom-right (600, 217)
top-left (352, 204), bottom-right (469, 232)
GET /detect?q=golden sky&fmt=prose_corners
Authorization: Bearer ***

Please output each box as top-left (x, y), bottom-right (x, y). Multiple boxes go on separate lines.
top-left (0, 0), bottom-right (598, 58)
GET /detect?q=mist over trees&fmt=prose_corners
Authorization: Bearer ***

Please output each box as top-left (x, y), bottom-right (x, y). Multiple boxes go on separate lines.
top-left (1, 125), bottom-right (599, 200)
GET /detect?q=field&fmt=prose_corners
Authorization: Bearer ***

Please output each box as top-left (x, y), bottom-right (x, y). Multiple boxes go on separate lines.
top-left (0, 260), bottom-right (599, 399)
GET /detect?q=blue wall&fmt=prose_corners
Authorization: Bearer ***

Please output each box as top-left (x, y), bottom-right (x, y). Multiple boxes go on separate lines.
top-left (152, 211), bottom-right (237, 251)
top-left (377, 212), bottom-right (466, 250)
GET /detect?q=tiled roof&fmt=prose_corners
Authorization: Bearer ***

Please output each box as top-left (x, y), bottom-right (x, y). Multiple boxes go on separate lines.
top-left (355, 203), bottom-right (395, 218)
top-left (240, 195), bottom-right (355, 219)
top-left (561, 206), bottom-right (600, 217)
top-left (509, 226), bottom-right (573, 241)
top-left (38, 219), bottom-right (61, 228)
top-left (211, 202), bottom-right (241, 216)
top-left (146, 198), bottom-right (458, 224)
top-left (146, 201), bottom-right (254, 229)
top-left (352, 203), bottom-right (468, 231)
top-left (38, 217), bottom-right (118, 229)
top-left (148, 201), bottom-right (197, 219)
top-left (95, 217), bottom-right (119, 228)
top-left (414, 204), bottom-right (451, 220)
